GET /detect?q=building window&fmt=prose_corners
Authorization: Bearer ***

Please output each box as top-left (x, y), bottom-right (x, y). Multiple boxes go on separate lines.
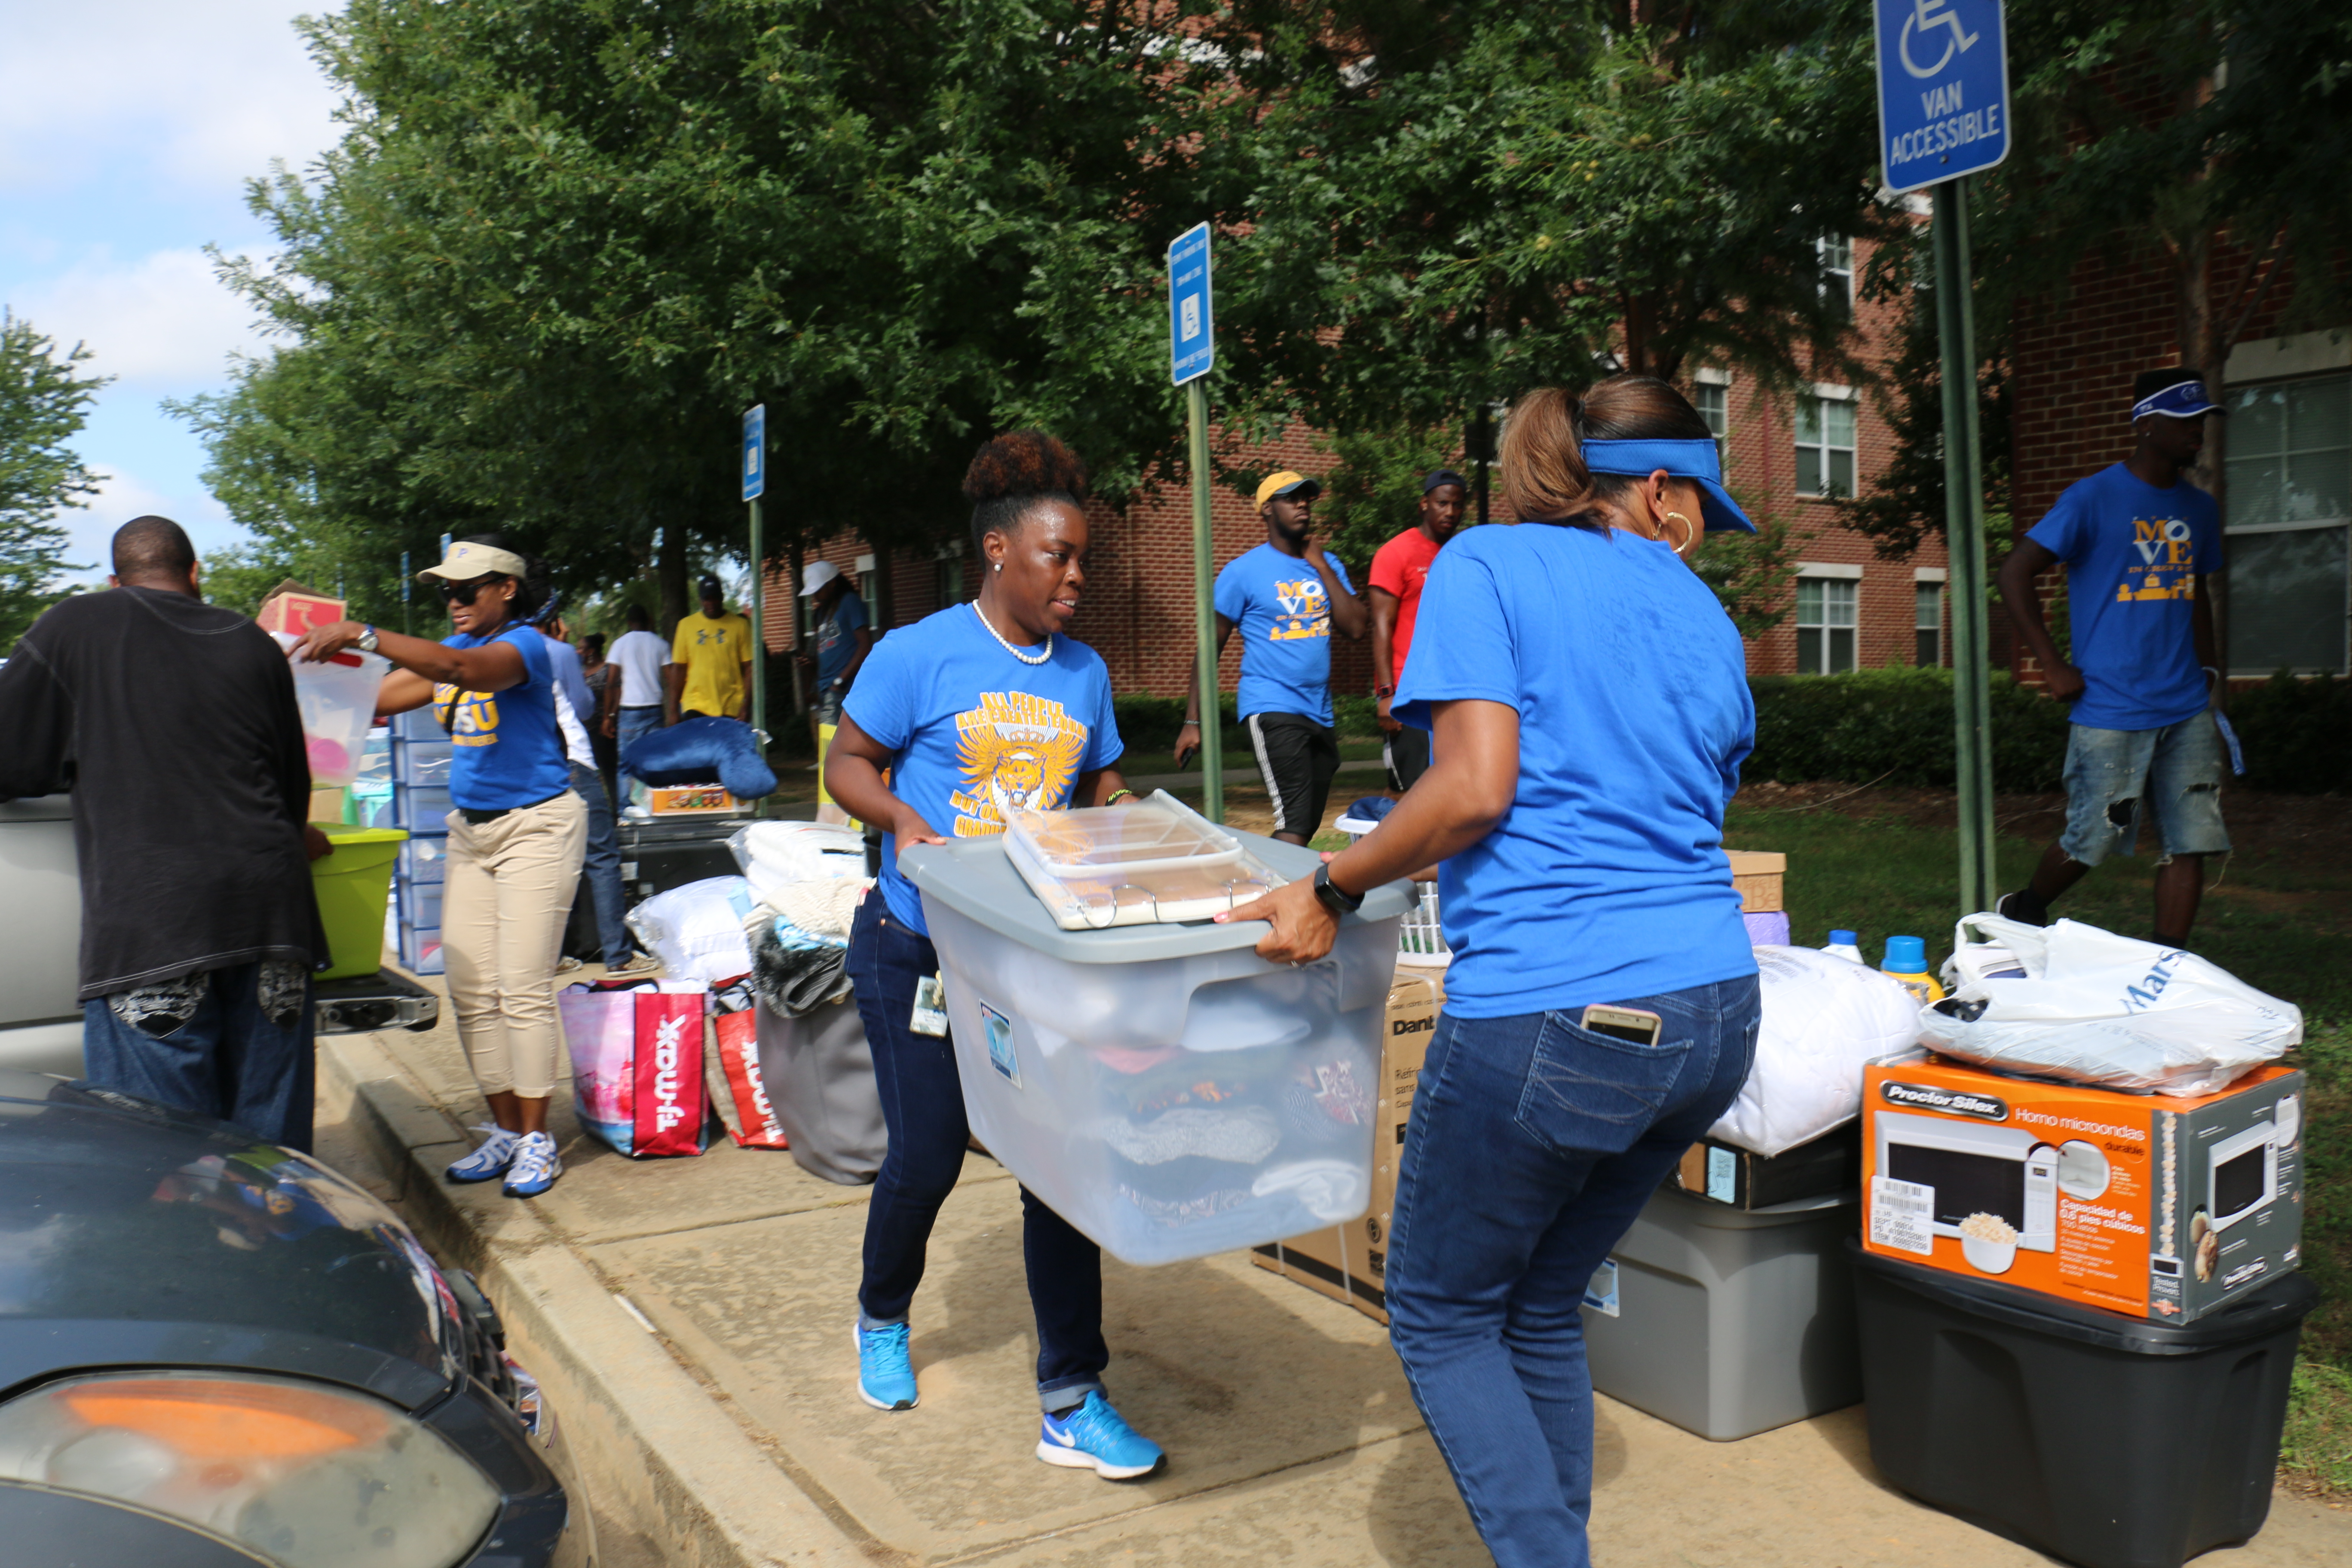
top-left (2227, 372), bottom-right (2349, 675)
top-left (1817, 235), bottom-right (1854, 322)
top-left (1916, 582), bottom-right (1944, 667)
top-left (1795, 577), bottom-right (1858, 674)
top-left (935, 555), bottom-right (965, 607)
top-left (1795, 394), bottom-right (1856, 498)
top-left (1695, 382), bottom-right (1728, 460)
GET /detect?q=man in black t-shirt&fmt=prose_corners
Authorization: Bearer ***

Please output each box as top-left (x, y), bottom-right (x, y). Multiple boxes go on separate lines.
top-left (0, 517), bottom-right (328, 1149)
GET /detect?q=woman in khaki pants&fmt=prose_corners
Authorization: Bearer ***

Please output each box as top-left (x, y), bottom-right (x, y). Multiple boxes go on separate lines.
top-left (295, 535), bottom-right (585, 1196)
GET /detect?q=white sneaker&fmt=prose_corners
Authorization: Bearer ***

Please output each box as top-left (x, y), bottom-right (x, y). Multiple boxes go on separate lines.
top-left (446, 1126), bottom-right (521, 1184)
top-left (605, 953), bottom-right (661, 978)
top-left (502, 1132), bottom-right (563, 1197)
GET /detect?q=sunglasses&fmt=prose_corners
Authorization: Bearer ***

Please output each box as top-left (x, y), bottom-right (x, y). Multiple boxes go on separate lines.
top-left (438, 576), bottom-right (506, 605)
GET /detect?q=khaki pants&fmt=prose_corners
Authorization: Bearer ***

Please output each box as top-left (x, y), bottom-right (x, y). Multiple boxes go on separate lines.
top-left (443, 790), bottom-right (588, 1098)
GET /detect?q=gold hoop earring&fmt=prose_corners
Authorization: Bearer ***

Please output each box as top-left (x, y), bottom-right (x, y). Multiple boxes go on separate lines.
top-left (1662, 511), bottom-right (1697, 553)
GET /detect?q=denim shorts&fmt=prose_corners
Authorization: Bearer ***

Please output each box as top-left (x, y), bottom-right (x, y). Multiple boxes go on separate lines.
top-left (2060, 715), bottom-right (2230, 866)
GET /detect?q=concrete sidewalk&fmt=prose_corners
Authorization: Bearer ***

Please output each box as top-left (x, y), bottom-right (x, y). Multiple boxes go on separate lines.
top-left (326, 984), bottom-right (2352, 1567)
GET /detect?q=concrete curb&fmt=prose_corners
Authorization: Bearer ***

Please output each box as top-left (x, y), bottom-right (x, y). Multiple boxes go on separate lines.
top-left (320, 1032), bottom-right (880, 1568)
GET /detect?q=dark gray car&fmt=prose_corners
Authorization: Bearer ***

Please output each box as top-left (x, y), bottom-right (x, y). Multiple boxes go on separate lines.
top-left (0, 1069), bottom-right (591, 1566)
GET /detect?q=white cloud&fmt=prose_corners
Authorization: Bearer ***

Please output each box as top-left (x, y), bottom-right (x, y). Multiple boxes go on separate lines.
top-left (0, 1), bottom-right (342, 196)
top-left (10, 248), bottom-right (270, 388)
top-left (55, 467), bottom-right (240, 585)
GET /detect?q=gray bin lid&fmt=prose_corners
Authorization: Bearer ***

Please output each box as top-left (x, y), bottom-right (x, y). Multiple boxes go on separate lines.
top-left (903, 831), bottom-right (1415, 964)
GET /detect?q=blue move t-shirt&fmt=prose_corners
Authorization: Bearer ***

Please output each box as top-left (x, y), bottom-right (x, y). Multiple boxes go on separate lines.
top-left (845, 603), bottom-right (1124, 936)
top-left (815, 593), bottom-right (870, 692)
top-left (435, 626), bottom-right (573, 811)
top-left (1395, 524), bottom-right (1757, 1018)
top-left (1214, 542), bottom-right (1355, 726)
top-left (2025, 463), bottom-right (2223, 732)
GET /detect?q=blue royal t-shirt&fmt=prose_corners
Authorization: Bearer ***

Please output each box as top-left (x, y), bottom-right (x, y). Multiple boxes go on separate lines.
top-left (845, 603), bottom-right (1124, 936)
top-left (435, 626), bottom-right (573, 811)
top-left (2025, 463), bottom-right (2224, 732)
top-left (1395, 524), bottom-right (1757, 1019)
top-left (1214, 542), bottom-right (1356, 727)
top-left (815, 592), bottom-right (870, 692)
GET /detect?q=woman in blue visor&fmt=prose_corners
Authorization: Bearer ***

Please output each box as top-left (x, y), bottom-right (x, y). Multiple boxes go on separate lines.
top-left (1227, 376), bottom-right (1762, 1567)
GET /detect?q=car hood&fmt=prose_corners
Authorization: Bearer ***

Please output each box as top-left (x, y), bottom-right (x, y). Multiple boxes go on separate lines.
top-left (0, 1072), bottom-right (460, 1409)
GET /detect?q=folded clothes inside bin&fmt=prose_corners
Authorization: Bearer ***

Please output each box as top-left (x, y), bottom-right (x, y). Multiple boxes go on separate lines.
top-left (1002, 790), bottom-right (1286, 929)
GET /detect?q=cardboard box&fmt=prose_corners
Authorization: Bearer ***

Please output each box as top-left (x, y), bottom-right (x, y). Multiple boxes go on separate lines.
top-left (1669, 1121), bottom-right (1860, 1210)
top-left (646, 784), bottom-right (745, 816)
top-left (1253, 968), bottom-right (1441, 1326)
top-left (307, 787), bottom-right (348, 824)
top-left (1726, 850), bottom-right (1785, 913)
top-left (1861, 1057), bottom-right (2304, 1322)
top-left (256, 581), bottom-right (346, 637)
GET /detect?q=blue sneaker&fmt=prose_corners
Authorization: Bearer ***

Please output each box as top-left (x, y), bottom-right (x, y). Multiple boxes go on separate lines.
top-left (854, 1321), bottom-right (919, 1411)
top-left (501, 1132), bottom-right (562, 1197)
top-left (1036, 1391), bottom-right (1163, 1479)
top-left (446, 1126), bottom-right (520, 1184)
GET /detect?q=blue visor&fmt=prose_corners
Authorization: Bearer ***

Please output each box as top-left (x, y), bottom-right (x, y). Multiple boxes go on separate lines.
top-left (1579, 438), bottom-right (1755, 534)
top-left (2131, 380), bottom-right (2224, 422)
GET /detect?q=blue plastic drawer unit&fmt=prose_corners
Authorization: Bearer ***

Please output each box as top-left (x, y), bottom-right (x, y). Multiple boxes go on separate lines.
top-left (903, 833), bottom-right (1412, 1267)
top-left (395, 784), bottom-right (453, 832)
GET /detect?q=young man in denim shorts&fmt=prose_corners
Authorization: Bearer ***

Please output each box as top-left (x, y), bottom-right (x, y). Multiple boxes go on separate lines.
top-left (1995, 367), bottom-right (2228, 948)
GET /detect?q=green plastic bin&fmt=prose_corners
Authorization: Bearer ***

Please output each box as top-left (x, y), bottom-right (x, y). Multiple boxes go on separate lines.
top-left (310, 822), bottom-right (407, 980)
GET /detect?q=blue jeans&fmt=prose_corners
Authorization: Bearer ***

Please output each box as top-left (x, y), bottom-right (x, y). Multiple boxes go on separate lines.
top-left (81, 959), bottom-right (318, 1152)
top-left (615, 704), bottom-right (663, 762)
top-left (846, 892), bottom-right (1108, 1412)
top-left (2060, 715), bottom-right (2230, 866)
top-left (570, 762), bottom-right (632, 966)
top-left (1386, 976), bottom-right (1761, 1568)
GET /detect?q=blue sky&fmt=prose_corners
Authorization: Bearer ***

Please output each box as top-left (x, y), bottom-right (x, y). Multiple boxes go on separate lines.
top-left (2, 0), bottom-right (341, 583)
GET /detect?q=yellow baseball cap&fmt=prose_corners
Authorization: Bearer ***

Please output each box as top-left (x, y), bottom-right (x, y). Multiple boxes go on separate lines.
top-left (1255, 471), bottom-right (1321, 507)
top-left (416, 539), bottom-right (527, 581)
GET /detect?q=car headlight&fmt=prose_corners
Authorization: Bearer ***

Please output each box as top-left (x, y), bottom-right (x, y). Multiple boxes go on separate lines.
top-left (0, 1370), bottom-right (502, 1568)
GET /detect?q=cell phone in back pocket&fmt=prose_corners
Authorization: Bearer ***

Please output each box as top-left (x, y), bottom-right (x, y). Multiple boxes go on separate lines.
top-left (1580, 1005), bottom-right (1664, 1047)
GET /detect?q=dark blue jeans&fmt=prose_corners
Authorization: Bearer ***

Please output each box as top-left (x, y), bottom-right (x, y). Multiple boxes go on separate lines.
top-left (847, 891), bottom-right (1108, 1412)
top-left (81, 959), bottom-right (318, 1152)
top-left (1386, 975), bottom-right (1761, 1568)
top-left (570, 761), bottom-right (631, 966)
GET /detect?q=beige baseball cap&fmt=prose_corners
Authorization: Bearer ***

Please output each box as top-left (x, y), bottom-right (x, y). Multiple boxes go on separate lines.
top-left (417, 539), bottom-right (527, 582)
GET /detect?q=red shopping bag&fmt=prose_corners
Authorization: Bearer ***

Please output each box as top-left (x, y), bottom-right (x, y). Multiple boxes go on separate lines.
top-left (713, 1003), bottom-right (789, 1150)
top-left (628, 988), bottom-right (712, 1159)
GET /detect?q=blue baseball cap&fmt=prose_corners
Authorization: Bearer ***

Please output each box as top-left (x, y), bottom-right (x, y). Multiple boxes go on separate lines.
top-left (1423, 468), bottom-right (1469, 494)
top-left (1579, 438), bottom-right (1755, 533)
top-left (2131, 378), bottom-right (2225, 422)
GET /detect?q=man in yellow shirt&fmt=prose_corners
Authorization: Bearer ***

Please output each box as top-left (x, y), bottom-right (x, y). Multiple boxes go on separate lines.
top-left (666, 573), bottom-right (755, 723)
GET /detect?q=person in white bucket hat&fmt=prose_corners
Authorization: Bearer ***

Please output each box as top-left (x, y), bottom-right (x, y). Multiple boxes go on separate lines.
top-left (794, 557), bottom-right (874, 763)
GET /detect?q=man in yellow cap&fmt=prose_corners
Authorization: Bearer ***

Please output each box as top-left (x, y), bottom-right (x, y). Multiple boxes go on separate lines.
top-left (1175, 471), bottom-right (1365, 843)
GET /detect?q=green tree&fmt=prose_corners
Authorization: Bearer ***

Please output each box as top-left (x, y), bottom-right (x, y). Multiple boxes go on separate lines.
top-left (0, 312), bottom-right (105, 650)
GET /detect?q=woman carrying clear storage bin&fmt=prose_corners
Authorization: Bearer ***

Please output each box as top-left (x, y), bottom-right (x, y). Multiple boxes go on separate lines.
top-left (1230, 379), bottom-right (1762, 1567)
top-left (822, 432), bottom-right (1164, 1481)
top-left (294, 535), bottom-right (585, 1200)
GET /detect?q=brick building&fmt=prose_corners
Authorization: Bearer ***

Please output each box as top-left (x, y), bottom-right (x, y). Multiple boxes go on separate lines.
top-left (761, 234), bottom-right (1957, 701)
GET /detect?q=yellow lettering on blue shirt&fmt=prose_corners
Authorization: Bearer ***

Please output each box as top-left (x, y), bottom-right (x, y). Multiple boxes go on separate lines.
top-left (1268, 578), bottom-right (1332, 642)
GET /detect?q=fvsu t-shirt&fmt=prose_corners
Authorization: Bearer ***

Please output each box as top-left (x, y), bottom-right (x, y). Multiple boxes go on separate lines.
top-left (2026, 464), bottom-right (2224, 732)
top-left (437, 626), bottom-right (573, 811)
top-left (845, 604), bottom-right (1123, 936)
top-left (1214, 542), bottom-right (1355, 726)
top-left (1395, 523), bottom-right (1757, 1019)
top-left (815, 593), bottom-right (870, 692)
top-left (1369, 527), bottom-right (1443, 687)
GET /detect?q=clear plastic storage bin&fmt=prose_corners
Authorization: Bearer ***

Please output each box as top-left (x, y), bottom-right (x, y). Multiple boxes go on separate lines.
top-left (397, 881), bottom-right (443, 931)
top-left (398, 836), bottom-right (447, 886)
top-left (398, 923), bottom-right (444, 975)
top-left (283, 646), bottom-right (389, 787)
top-left (1001, 791), bottom-right (1283, 929)
top-left (395, 783), bottom-right (453, 831)
top-left (395, 741), bottom-right (453, 786)
top-left (904, 833), bottom-right (1412, 1265)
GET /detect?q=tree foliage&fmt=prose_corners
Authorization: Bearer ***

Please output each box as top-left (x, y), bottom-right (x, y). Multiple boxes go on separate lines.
top-left (0, 312), bottom-right (105, 651)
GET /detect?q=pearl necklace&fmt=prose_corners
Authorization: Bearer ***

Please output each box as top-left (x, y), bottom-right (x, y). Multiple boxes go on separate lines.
top-left (971, 600), bottom-right (1052, 665)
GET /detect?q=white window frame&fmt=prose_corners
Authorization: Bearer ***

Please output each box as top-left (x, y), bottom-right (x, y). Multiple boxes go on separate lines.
top-left (2223, 370), bottom-right (2350, 676)
top-left (1794, 573), bottom-right (1859, 675)
top-left (1795, 386), bottom-right (1857, 499)
top-left (1914, 581), bottom-right (1945, 668)
top-left (1817, 234), bottom-right (1854, 321)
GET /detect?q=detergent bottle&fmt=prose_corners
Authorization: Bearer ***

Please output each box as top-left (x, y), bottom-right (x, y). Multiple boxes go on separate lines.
top-left (1881, 935), bottom-right (1945, 1004)
top-left (1822, 929), bottom-right (1865, 964)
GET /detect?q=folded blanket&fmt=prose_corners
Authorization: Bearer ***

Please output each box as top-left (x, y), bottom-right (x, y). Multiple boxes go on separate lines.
top-left (621, 714), bottom-right (777, 799)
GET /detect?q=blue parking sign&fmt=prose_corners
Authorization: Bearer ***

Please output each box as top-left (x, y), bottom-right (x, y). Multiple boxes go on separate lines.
top-left (1875, 0), bottom-right (2009, 193)
top-left (742, 403), bottom-right (766, 502)
top-left (1169, 223), bottom-right (1213, 387)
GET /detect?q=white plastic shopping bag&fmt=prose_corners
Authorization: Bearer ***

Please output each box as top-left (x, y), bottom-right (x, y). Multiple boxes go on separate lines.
top-left (1917, 912), bottom-right (2300, 1096)
top-left (1707, 945), bottom-right (1922, 1156)
top-left (625, 876), bottom-right (757, 983)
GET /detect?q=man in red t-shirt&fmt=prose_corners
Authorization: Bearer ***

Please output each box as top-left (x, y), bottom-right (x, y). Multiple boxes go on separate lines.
top-left (1367, 468), bottom-right (1468, 789)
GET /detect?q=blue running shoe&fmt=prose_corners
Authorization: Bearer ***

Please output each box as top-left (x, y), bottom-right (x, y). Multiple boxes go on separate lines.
top-left (501, 1132), bottom-right (562, 1197)
top-left (854, 1321), bottom-right (919, 1411)
top-left (1036, 1391), bottom-right (1163, 1479)
top-left (446, 1125), bottom-right (520, 1184)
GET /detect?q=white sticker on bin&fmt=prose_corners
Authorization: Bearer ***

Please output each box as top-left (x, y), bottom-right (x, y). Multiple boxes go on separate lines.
top-left (1705, 1146), bottom-right (1737, 1205)
top-left (1583, 1259), bottom-right (1620, 1317)
top-left (981, 1001), bottom-right (1020, 1088)
top-left (1871, 1176), bottom-right (1936, 1257)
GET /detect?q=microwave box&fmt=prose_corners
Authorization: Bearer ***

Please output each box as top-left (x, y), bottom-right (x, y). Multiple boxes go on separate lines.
top-left (1253, 968), bottom-right (1441, 1326)
top-left (1861, 1057), bottom-right (2303, 1323)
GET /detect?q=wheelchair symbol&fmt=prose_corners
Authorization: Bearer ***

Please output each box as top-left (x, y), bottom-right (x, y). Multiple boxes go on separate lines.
top-left (1900, 0), bottom-right (1979, 79)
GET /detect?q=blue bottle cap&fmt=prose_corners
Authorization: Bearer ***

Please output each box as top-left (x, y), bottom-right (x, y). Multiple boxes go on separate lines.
top-left (1828, 929), bottom-right (1859, 946)
top-left (1883, 935), bottom-right (1928, 972)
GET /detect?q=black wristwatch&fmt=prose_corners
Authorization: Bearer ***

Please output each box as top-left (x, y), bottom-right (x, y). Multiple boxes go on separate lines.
top-left (1312, 861), bottom-right (1366, 916)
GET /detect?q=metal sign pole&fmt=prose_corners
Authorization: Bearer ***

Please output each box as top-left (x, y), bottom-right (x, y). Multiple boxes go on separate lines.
top-left (742, 404), bottom-right (768, 743)
top-left (1188, 378), bottom-right (1222, 823)
top-left (1934, 179), bottom-right (1998, 913)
